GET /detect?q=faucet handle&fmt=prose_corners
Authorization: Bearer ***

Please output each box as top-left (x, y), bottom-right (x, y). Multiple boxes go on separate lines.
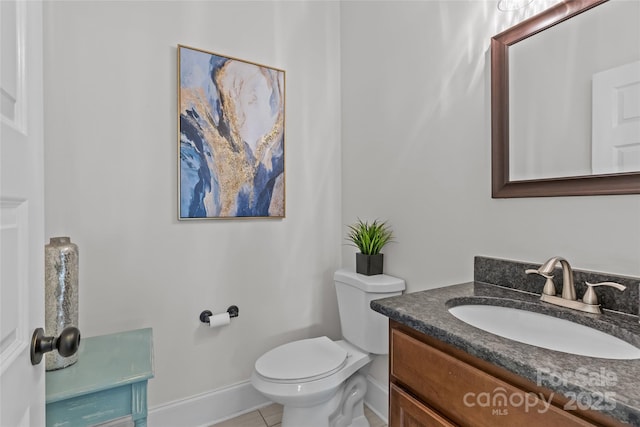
top-left (525, 269), bottom-right (556, 296)
top-left (582, 281), bottom-right (627, 305)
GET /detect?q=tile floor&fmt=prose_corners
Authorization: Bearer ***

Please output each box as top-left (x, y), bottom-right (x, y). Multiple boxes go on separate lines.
top-left (211, 403), bottom-right (387, 427)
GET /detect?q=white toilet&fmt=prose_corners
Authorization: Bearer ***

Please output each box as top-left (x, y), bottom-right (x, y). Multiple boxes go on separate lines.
top-left (251, 269), bottom-right (405, 427)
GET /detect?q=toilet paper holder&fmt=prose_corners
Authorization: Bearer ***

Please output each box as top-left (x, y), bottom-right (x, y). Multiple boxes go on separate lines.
top-left (199, 305), bottom-right (239, 324)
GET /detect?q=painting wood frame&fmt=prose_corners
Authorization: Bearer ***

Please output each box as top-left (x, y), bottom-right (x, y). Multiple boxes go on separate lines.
top-left (178, 45), bottom-right (286, 219)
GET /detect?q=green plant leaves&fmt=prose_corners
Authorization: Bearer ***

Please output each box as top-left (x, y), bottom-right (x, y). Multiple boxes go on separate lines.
top-left (346, 219), bottom-right (393, 255)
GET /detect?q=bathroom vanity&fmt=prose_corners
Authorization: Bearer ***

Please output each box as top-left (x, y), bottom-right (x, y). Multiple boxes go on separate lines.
top-left (388, 321), bottom-right (624, 426)
top-left (372, 257), bottom-right (640, 426)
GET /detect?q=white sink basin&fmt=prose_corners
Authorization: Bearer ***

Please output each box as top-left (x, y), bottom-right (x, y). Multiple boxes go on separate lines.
top-left (448, 304), bottom-right (640, 360)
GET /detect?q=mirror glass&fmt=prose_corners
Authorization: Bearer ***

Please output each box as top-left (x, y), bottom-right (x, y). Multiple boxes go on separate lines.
top-left (491, 0), bottom-right (640, 197)
top-left (509, 0), bottom-right (640, 181)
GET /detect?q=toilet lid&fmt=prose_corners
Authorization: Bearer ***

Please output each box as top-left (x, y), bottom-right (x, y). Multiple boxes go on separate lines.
top-left (255, 336), bottom-right (348, 382)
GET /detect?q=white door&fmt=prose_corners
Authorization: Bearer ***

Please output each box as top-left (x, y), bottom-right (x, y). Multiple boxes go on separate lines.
top-left (0, 0), bottom-right (46, 426)
top-left (592, 60), bottom-right (640, 175)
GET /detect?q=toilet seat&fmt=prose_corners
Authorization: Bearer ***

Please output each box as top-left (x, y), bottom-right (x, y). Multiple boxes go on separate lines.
top-left (255, 336), bottom-right (348, 383)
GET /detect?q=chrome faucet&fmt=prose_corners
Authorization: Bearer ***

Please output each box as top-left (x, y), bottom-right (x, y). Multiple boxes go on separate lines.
top-left (530, 256), bottom-right (576, 300)
top-left (526, 256), bottom-right (626, 314)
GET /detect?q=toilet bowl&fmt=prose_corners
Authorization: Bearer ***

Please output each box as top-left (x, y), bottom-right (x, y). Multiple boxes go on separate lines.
top-left (251, 338), bottom-right (371, 427)
top-left (250, 269), bottom-right (405, 427)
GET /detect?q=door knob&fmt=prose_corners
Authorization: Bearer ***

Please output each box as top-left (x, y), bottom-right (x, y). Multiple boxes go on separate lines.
top-left (30, 327), bottom-right (81, 365)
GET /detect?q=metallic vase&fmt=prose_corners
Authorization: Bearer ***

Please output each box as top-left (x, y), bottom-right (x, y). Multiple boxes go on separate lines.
top-left (44, 237), bottom-right (79, 370)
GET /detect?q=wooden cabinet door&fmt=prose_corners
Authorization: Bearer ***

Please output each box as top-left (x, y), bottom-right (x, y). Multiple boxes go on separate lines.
top-left (391, 327), bottom-right (597, 427)
top-left (390, 384), bottom-right (456, 427)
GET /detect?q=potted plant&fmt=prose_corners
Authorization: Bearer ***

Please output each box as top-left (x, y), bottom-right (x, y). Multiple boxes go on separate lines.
top-left (346, 218), bottom-right (393, 275)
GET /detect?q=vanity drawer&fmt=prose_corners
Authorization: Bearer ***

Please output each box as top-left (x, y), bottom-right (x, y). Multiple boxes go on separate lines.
top-left (390, 383), bottom-right (456, 427)
top-left (390, 328), bottom-right (595, 427)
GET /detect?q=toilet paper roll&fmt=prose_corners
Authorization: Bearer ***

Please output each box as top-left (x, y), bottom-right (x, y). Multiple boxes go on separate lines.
top-left (208, 312), bottom-right (231, 328)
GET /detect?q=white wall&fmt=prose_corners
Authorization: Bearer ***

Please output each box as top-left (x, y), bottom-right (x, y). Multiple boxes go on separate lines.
top-left (43, 0), bottom-right (343, 408)
top-left (340, 0), bottom-right (640, 383)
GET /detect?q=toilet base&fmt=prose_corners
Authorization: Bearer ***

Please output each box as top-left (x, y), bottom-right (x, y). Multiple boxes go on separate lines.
top-left (348, 414), bottom-right (370, 427)
top-left (280, 372), bottom-right (369, 427)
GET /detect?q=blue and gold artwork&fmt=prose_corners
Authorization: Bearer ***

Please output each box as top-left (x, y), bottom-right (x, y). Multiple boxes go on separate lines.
top-left (178, 45), bottom-right (285, 219)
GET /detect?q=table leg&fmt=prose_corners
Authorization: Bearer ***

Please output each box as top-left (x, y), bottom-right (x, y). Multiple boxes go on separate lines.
top-left (131, 381), bottom-right (149, 427)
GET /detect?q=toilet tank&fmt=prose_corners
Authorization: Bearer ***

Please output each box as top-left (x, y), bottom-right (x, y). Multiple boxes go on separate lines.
top-left (334, 269), bottom-right (405, 355)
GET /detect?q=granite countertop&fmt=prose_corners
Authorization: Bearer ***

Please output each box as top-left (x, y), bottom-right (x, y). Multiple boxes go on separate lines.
top-left (371, 281), bottom-right (640, 425)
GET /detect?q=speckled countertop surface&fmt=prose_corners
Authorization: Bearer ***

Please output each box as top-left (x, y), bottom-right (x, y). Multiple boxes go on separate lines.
top-left (371, 258), bottom-right (640, 426)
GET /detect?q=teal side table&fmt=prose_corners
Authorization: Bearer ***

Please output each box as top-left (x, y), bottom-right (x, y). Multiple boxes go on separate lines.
top-left (46, 328), bottom-right (154, 427)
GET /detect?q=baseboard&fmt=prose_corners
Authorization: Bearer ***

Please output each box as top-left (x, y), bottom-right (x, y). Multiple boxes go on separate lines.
top-left (147, 376), bottom-right (388, 427)
top-left (364, 375), bottom-right (389, 424)
top-left (148, 380), bottom-right (271, 427)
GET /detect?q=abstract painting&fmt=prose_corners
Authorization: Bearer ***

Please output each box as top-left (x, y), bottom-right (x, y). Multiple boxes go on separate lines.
top-left (178, 45), bottom-right (285, 219)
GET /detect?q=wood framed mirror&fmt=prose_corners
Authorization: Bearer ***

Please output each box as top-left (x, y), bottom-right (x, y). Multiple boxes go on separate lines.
top-left (491, 0), bottom-right (640, 198)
